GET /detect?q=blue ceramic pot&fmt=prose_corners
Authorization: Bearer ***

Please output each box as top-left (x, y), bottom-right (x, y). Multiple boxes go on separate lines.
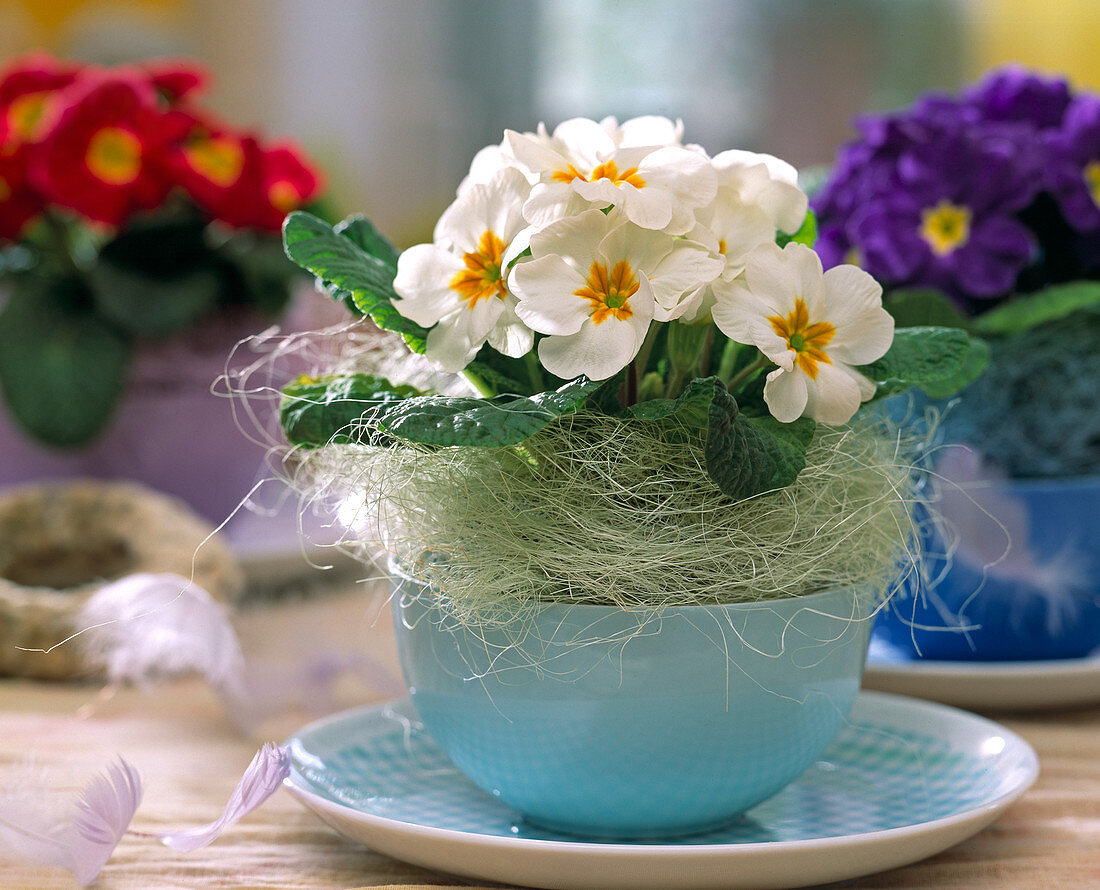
top-left (875, 475), bottom-right (1100, 660)
top-left (392, 566), bottom-right (874, 839)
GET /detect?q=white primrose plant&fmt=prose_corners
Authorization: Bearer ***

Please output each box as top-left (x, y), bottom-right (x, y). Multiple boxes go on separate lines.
top-left (280, 116), bottom-right (981, 506)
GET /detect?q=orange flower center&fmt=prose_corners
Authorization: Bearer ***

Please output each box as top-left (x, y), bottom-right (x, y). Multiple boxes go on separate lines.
top-left (268, 179), bottom-right (301, 213)
top-left (5, 91), bottom-right (50, 148)
top-left (575, 259), bottom-right (639, 325)
top-left (449, 230), bottom-right (508, 309)
top-left (0, 175), bottom-right (10, 201)
top-left (768, 298), bottom-right (836, 380)
top-left (552, 158), bottom-right (646, 189)
top-left (85, 126), bottom-right (142, 186)
top-left (919, 200), bottom-right (971, 256)
top-left (183, 136), bottom-right (245, 187)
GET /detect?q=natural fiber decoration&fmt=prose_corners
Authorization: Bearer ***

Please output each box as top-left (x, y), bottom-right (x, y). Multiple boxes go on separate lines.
top-left (943, 311), bottom-right (1100, 479)
top-left (294, 412), bottom-right (917, 629)
top-left (0, 481), bottom-right (243, 680)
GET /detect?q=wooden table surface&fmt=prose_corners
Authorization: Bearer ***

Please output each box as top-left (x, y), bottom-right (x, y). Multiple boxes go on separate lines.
top-left (1, 572), bottom-right (1098, 890)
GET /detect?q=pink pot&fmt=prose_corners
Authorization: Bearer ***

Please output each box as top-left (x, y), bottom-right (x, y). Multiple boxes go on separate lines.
top-left (0, 289), bottom-right (343, 524)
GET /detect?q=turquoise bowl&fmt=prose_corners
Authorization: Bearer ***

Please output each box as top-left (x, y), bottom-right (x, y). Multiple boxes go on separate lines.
top-left (392, 566), bottom-right (875, 839)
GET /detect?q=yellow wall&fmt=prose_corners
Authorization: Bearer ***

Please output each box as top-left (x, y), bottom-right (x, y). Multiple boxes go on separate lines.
top-left (972, 0), bottom-right (1100, 90)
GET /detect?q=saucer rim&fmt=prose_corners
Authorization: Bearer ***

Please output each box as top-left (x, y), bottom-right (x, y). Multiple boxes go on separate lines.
top-left (283, 690), bottom-right (1038, 855)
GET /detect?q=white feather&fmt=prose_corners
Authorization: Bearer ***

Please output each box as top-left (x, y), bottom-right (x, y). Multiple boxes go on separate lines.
top-left (78, 573), bottom-right (245, 695)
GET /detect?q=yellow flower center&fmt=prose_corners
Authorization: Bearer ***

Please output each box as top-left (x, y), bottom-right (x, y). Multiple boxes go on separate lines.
top-left (552, 158), bottom-right (646, 189)
top-left (183, 136), bottom-right (245, 187)
top-left (767, 298), bottom-right (836, 380)
top-left (919, 200), bottom-right (971, 256)
top-left (85, 126), bottom-right (142, 186)
top-left (449, 230), bottom-right (508, 309)
top-left (717, 238), bottom-right (728, 256)
top-left (843, 246), bottom-right (863, 267)
top-left (1084, 160), bottom-right (1100, 209)
top-left (575, 259), bottom-right (639, 325)
top-left (5, 92), bottom-right (49, 149)
top-left (268, 179), bottom-right (301, 212)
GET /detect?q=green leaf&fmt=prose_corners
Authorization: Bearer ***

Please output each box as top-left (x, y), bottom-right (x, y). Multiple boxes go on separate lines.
top-left (379, 377), bottom-right (602, 447)
top-left (884, 288), bottom-right (970, 329)
top-left (88, 257), bottom-right (221, 337)
top-left (88, 217), bottom-right (222, 336)
top-left (776, 209), bottom-right (816, 248)
top-left (282, 211), bottom-right (429, 351)
top-left (973, 280), bottom-right (1100, 335)
top-left (918, 336), bottom-right (991, 399)
top-left (335, 216), bottom-right (400, 271)
top-left (280, 373), bottom-right (422, 448)
top-left (0, 278), bottom-right (130, 447)
top-left (630, 377), bottom-right (814, 499)
top-left (858, 326), bottom-right (976, 398)
top-left (215, 230), bottom-right (300, 316)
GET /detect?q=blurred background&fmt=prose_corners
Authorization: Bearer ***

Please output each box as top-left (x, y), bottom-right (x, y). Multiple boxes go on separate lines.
top-left (0, 0), bottom-right (1093, 247)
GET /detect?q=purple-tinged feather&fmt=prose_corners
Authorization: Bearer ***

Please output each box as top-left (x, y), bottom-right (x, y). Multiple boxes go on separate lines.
top-left (71, 759), bottom-right (143, 885)
top-left (158, 743), bottom-right (290, 852)
top-left (78, 573), bottom-right (245, 696)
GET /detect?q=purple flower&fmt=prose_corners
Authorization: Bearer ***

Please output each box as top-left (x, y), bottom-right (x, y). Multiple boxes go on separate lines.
top-left (964, 67), bottom-right (1072, 130)
top-left (819, 114), bottom-right (1039, 301)
top-left (1044, 94), bottom-right (1100, 233)
top-left (812, 72), bottom-right (1063, 304)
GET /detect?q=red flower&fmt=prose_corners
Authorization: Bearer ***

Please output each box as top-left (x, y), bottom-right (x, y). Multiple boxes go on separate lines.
top-left (141, 58), bottom-right (209, 104)
top-left (29, 73), bottom-right (174, 226)
top-left (170, 119), bottom-right (322, 231)
top-left (0, 53), bottom-right (81, 155)
top-left (0, 150), bottom-right (40, 239)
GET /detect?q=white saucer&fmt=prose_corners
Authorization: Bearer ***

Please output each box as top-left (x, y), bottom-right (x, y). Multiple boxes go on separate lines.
top-left (864, 638), bottom-right (1100, 711)
top-left (283, 692), bottom-right (1037, 890)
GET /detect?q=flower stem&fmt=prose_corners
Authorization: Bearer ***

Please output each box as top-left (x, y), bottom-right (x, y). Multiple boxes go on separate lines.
top-left (634, 321), bottom-right (660, 375)
top-left (43, 212), bottom-right (82, 278)
top-left (524, 351), bottom-right (545, 393)
top-left (727, 354), bottom-right (770, 392)
top-left (717, 338), bottom-right (742, 384)
top-left (461, 367), bottom-right (494, 397)
top-left (697, 326), bottom-right (715, 378)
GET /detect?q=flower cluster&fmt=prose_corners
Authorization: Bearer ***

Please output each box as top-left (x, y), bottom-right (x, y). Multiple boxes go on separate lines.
top-left (0, 53), bottom-right (326, 449)
top-left (391, 115), bottom-right (893, 425)
top-left (0, 53), bottom-right (320, 235)
top-left (814, 67), bottom-right (1100, 309)
top-left (281, 117), bottom-right (973, 507)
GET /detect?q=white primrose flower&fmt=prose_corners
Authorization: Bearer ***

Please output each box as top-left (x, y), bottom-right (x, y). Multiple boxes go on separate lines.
top-left (601, 114), bottom-right (685, 148)
top-left (712, 149), bottom-right (808, 235)
top-left (677, 151), bottom-right (811, 324)
top-left (456, 138), bottom-right (534, 197)
top-left (393, 167), bottom-right (535, 373)
top-left (509, 208), bottom-right (723, 380)
top-left (711, 242), bottom-right (893, 425)
top-left (506, 117), bottom-right (716, 234)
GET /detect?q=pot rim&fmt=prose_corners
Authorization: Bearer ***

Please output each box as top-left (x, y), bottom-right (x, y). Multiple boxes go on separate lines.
top-left (387, 555), bottom-right (879, 618)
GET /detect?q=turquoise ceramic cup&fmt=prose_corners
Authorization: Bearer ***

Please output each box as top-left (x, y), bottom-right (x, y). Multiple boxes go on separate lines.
top-left (392, 565), bottom-right (875, 839)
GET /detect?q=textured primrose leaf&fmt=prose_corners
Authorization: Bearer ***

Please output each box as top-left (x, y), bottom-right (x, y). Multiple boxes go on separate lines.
top-left (282, 211), bottom-right (429, 352)
top-left (0, 279), bottom-right (129, 447)
top-left (631, 377), bottom-right (814, 500)
top-left (972, 280), bottom-right (1100, 336)
top-left (378, 377), bottom-right (602, 447)
top-left (280, 373), bottom-right (422, 448)
top-left (335, 215), bottom-right (400, 270)
top-left (858, 326), bottom-right (976, 398)
top-left (705, 385), bottom-right (815, 499)
top-left (918, 336), bottom-right (992, 399)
